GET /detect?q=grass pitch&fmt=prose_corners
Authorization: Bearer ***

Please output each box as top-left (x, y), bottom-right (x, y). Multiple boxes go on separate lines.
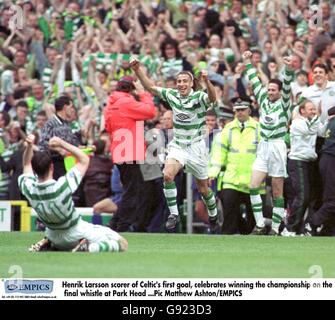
top-left (0, 232), bottom-right (334, 278)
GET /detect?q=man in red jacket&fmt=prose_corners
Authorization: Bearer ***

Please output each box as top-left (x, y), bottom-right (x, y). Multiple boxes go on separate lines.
top-left (104, 76), bottom-right (157, 231)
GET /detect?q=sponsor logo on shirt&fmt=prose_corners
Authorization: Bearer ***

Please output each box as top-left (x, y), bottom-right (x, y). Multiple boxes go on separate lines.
top-left (264, 115), bottom-right (275, 125)
top-left (176, 113), bottom-right (191, 122)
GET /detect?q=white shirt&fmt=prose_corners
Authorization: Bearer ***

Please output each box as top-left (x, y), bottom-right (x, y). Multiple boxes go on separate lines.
top-left (301, 81), bottom-right (335, 124)
top-left (291, 82), bottom-right (307, 100)
top-left (289, 116), bottom-right (321, 161)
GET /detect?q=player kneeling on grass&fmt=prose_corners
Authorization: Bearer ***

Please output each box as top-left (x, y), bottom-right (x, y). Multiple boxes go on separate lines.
top-left (18, 134), bottom-right (128, 253)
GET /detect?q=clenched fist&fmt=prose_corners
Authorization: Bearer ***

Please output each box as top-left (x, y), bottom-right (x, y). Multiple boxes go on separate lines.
top-left (200, 69), bottom-right (208, 81)
top-left (130, 58), bottom-right (140, 71)
top-left (242, 51), bottom-right (252, 61)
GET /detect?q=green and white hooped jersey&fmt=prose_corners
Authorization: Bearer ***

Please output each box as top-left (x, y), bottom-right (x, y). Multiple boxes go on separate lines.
top-left (82, 52), bottom-right (118, 80)
top-left (156, 88), bottom-right (211, 146)
top-left (18, 167), bottom-right (82, 230)
top-left (246, 63), bottom-right (294, 141)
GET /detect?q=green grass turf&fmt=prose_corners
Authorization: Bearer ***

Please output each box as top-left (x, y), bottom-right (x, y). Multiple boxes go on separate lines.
top-left (0, 232), bottom-right (334, 278)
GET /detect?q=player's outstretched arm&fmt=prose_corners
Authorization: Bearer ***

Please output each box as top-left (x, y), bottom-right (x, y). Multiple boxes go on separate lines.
top-left (22, 134), bottom-right (35, 174)
top-left (49, 137), bottom-right (90, 177)
top-left (130, 59), bottom-right (158, 96)
top-left (201, 70), bottom-right (217, 103)
top-left (242, 50), bottom-right (268, 107)
top-left (282, 56), bottom-right (295, 111)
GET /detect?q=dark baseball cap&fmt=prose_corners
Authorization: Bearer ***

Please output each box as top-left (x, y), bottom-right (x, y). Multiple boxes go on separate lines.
top-left (116, 76), bottom-right (135, 92)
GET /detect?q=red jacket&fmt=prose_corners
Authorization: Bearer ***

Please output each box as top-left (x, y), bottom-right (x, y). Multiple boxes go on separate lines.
top-left (104, 91), bottom-right (157, 163)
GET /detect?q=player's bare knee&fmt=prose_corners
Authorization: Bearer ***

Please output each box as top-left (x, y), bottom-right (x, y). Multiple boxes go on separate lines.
top-left (118, 236), bottom-right (128, 252)
top-left (250, 180), bottom-right (260, 189)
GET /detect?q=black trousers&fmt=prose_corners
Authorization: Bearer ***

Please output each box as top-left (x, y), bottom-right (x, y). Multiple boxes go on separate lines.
top-left (287, 159), bottom-right (318, 233)
top-left (116, 163), bottom-right (144, 232)
top-left (309, 137), bottom-right (325, 216)
top-left (132, 178), bottom-right (163, 232)
top-left (219, 189), bottom-right (263, 235)
top-left (311, 153), bottom-right (335, 230)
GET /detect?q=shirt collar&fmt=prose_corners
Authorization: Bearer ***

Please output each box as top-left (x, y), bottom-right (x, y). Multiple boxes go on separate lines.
top-left (178, 89), bottom-right (194, 99)
top-left (239, 120), bottom-right (247, 127)
top-left (55, 113), bottom-right (67, 124)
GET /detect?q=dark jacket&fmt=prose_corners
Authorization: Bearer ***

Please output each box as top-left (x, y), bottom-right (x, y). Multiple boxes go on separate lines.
top-left (0, 146), bottom-right (24, 200)
top-left (322, 117), bottom-right (335, 157)
top-left (39, 114), bottom-right (81, 154)
top-left (83, 155), bottom-right (113, 206)
top-left (38, 114), bottom-right (81, 179)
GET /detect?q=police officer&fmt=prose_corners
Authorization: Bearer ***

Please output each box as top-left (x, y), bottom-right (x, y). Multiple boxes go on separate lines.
top-left (208, 99), bottom-right (265, 234)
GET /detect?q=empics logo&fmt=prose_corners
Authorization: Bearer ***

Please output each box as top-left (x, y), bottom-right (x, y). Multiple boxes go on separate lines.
top-left (4, 280), bottom-right (53, 294)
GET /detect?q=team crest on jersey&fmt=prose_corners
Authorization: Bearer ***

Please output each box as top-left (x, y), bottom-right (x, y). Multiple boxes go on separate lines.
top-left (263, 114), bottom-right (278, 126)
top-left (176, 113), bottom-right (191, 122)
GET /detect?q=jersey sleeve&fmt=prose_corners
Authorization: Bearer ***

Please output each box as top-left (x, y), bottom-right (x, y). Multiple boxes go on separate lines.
top-left (18, 173), bottom-right (36, 198)
top-left (199, 91), bottom-right (210, 108)
top-left (281, 67), bottom-right (294, 112)
top-left (245, 63), bottom-right (268, 110)
top-left (155, 87), bottom-right (170, 102)
top-left (59, 166), bottom-right (83, 193)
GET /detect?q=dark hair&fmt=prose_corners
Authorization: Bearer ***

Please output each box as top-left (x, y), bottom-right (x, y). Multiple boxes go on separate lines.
top-left (315, 41), bottom-right (331, 57)
top-left (211, 81), bottom-right (223, 90)
top-left (176, 71), bottom-right (200, 91)
top-left (31, 131), bottom-right (40, 145)
top-left (16, 100), bottom-right (28, 109)
top-left (251, 49), bottom-right (262, 57)
top-left (160, 38), bottom-right (182, 59)
top-left (206, 109), bottom-right (217, 118)
top-left (55, 95), bottom-right (72, 112)
top-left (177, 71), bottom-right (194, 82)
top-left (312, 63), bottom-right (328, 73)
top-left (15, 49), bottom-right (27, 57)
top-left (0, 111), bottom-right (11, 127)
top-left (37, 110), bottom-right (47, 117)
top-left (176, 20), bottom-right (188, 29)
top-left (116, 81), bottom-right (135, 93)
top-left (296, 70), bottom-right (308, 77)
top-left (31, 151), bottom-right (52, 178)
top-left (293, 39), bottom-right (304, 47)
top-left (269, 79), bottom-right (282, 91)
top-left (93, 139), bottom-right (106, 155)
top-left (13, 88), bottom-right (29, 99)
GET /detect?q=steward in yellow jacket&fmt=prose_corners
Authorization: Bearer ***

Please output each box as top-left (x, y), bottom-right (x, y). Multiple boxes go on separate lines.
top-left (208, 100), bottom-right (265, 234)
